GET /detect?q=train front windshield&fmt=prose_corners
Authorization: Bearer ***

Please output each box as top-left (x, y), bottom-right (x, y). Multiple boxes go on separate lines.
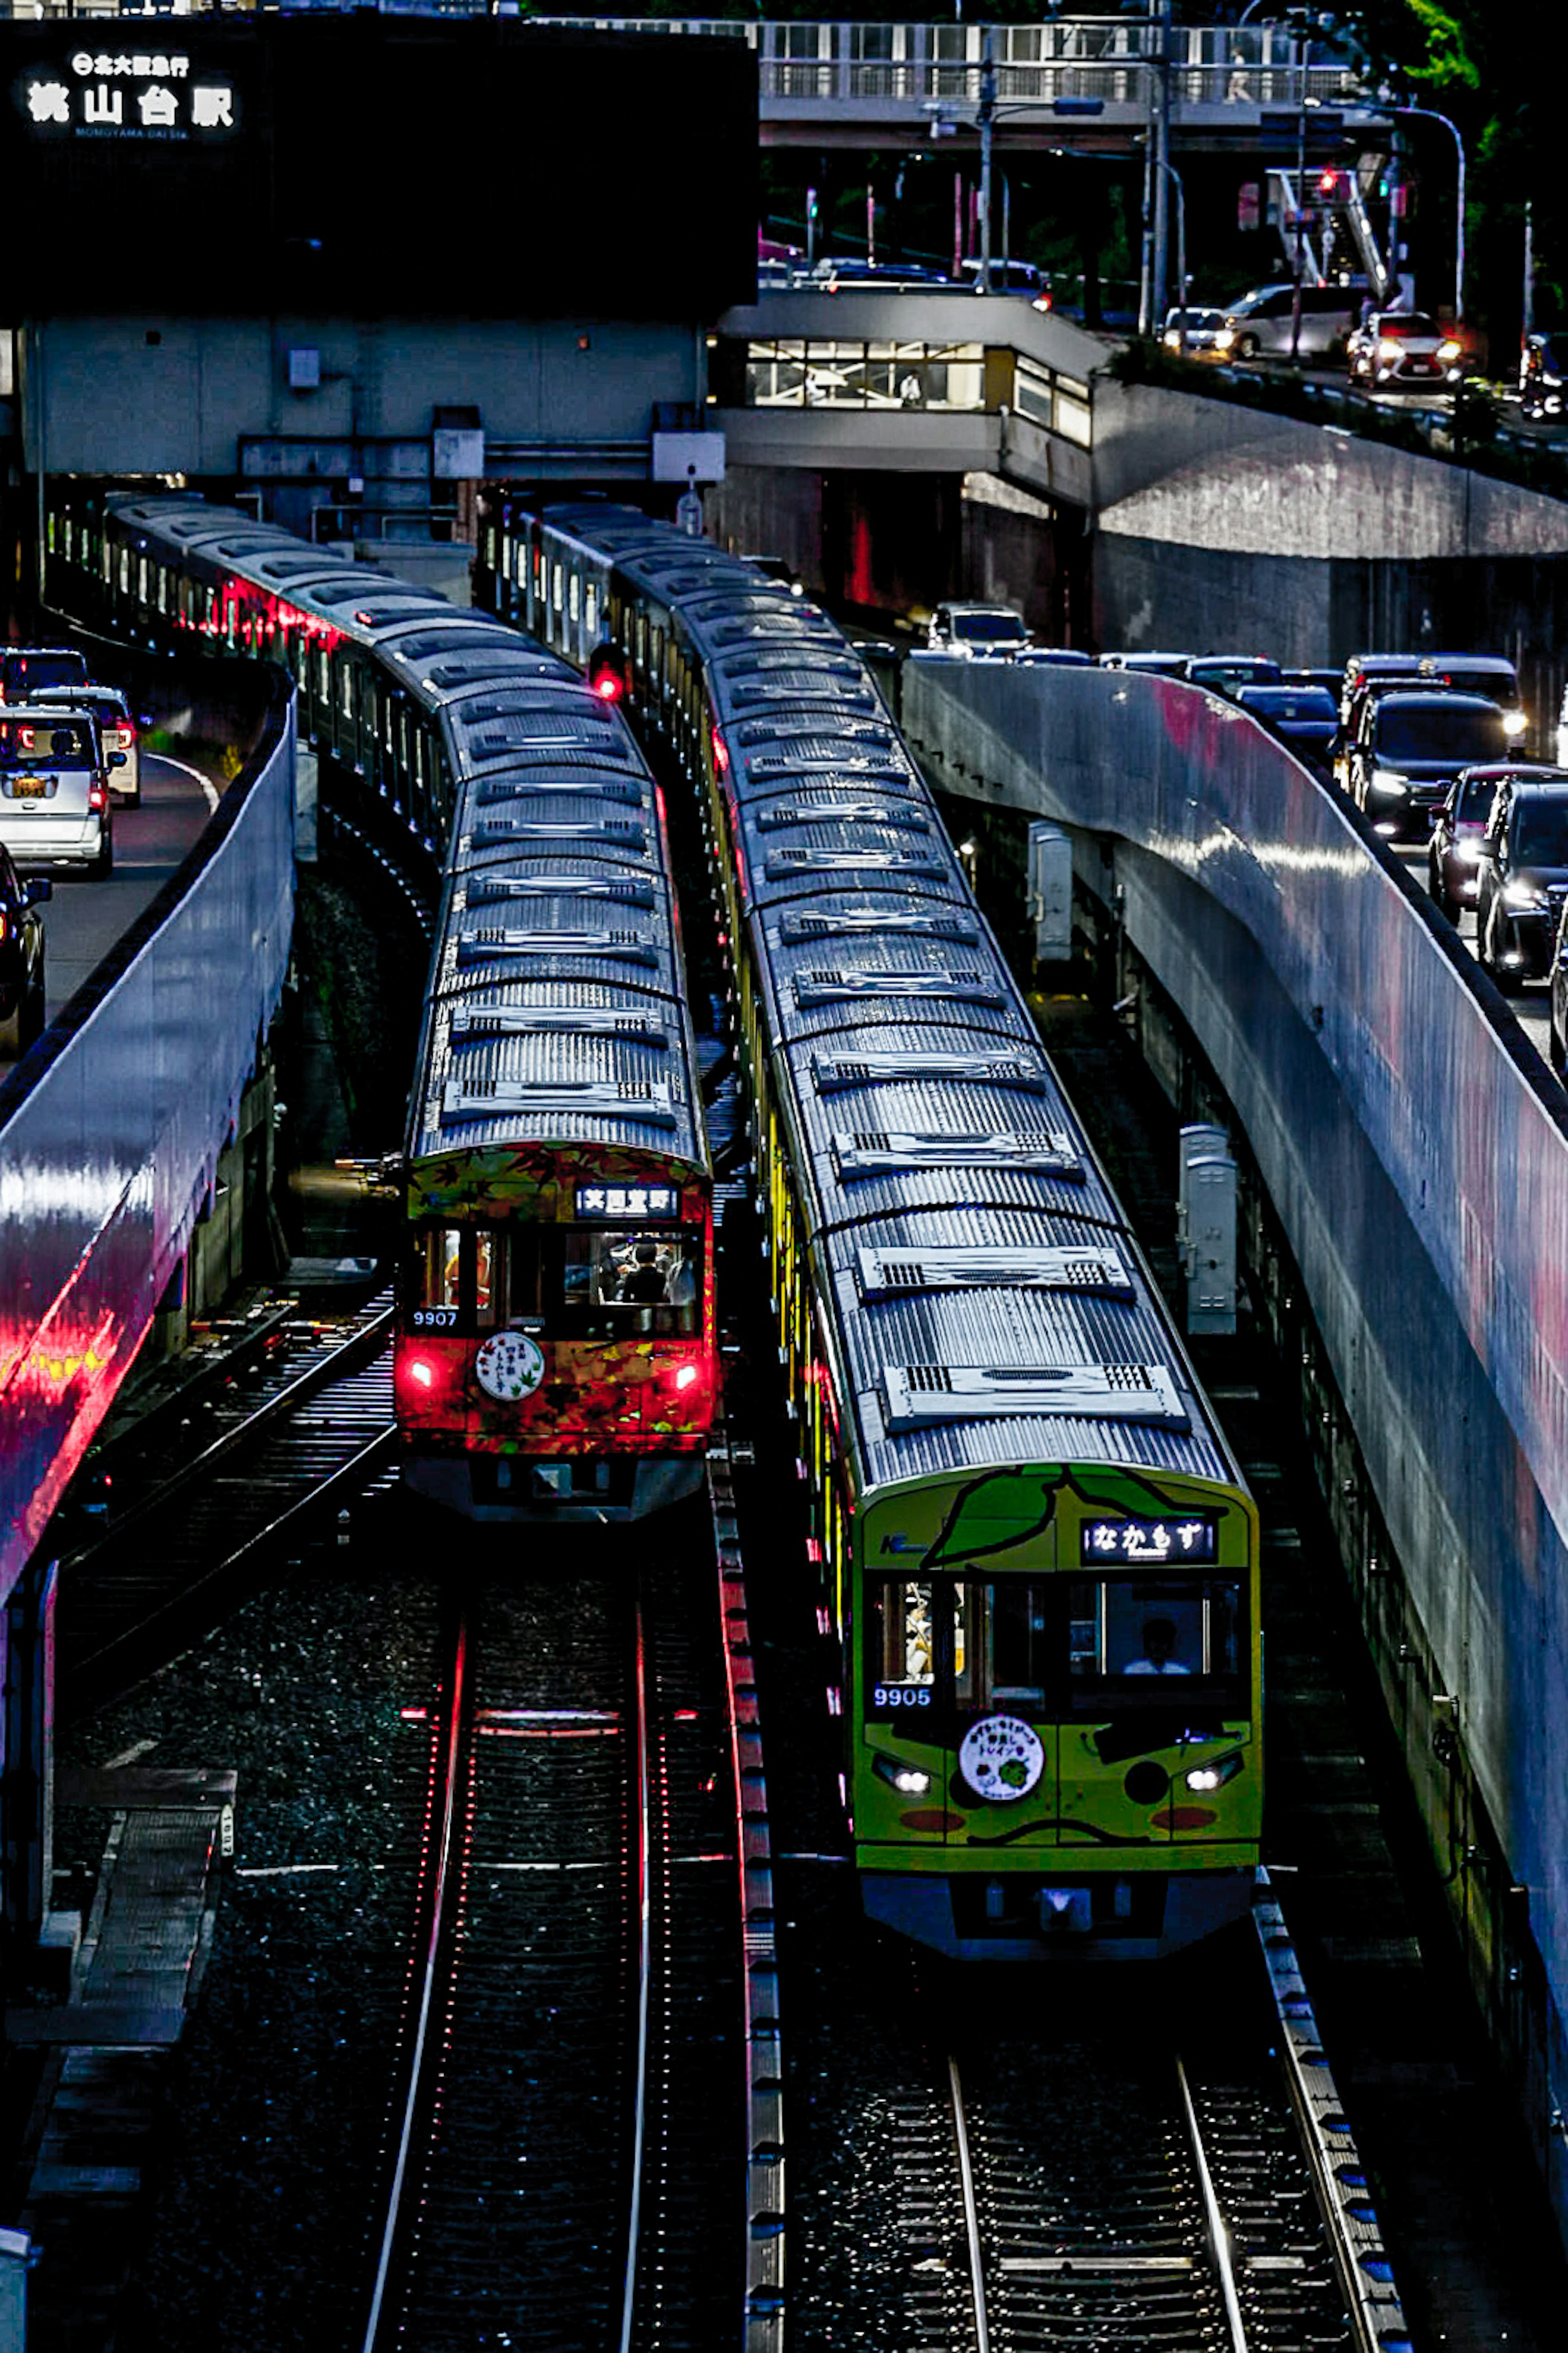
top-left (866, 1575), bottom-right (1247, 1721)
top-left (410, 1224), bottom-right (702, 1339)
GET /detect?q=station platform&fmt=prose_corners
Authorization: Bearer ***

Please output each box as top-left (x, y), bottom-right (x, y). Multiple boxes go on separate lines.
top-left (4, 1769), bottom-right (233, 2345)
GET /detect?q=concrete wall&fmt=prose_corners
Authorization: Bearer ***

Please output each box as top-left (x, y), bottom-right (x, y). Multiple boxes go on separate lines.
top-left (900, 655), bottom-right (1568, 2236)
top-left (1093, 379), bottom-right (1568, 560)
top-left (25, 316), bottom-right (704, 478)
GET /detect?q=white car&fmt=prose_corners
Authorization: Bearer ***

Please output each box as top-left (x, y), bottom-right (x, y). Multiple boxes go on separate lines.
top-left (1346, 310), bottom-right (1463, 391)
top-left (1162, 306), bottom-right (1227, 357)
top-left (27, 684), bottom-right (142, 805)
top-left (926, 602), bottom-right (1031, 658)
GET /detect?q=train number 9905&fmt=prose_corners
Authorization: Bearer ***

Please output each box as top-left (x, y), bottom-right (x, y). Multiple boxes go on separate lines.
top-left (873, 1685), bottom-right (932, 1709)
top-left (411, 1308), bottom-right (460, 1330)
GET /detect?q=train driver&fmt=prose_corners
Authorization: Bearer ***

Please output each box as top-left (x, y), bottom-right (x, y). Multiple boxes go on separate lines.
top-left (1122, 1617), bottom-right (1191, 1676)
top-left (619, 1243), bottom-right (668, 1304)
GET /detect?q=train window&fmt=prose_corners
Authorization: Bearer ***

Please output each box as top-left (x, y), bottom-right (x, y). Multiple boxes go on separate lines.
top-left (585, 581), bottom-right (598, 637)
top-left (1068, 1577), bottom-right (1244, 1708)
top-left (552, 562), bottom-right (564, 615)
top-left (117, 546), bottom-right (131, 595)
top-left (953, 1582), bottom-right (1050, 1710)
top-left (555, 1229), bottom-right (700, 1338)
top-left (340, 660), bottom-right (355, 720)
top-left (411, 1228), bottom-right (463, 1326)
top-left (568, 571), bottom-right (580, 625)
top-left (865, 1578), bottom-right (936, 1715)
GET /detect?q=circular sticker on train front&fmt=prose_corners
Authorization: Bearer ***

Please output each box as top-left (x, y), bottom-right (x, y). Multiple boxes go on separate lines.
top-left (474, 1330), bottom-right (545, 1404)
top-left (958, 1714), bottom-right (1045, 1803)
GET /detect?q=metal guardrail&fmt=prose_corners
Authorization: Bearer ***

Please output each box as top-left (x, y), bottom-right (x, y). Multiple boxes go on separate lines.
top-left (0, 668), bottom-right (296, 1602)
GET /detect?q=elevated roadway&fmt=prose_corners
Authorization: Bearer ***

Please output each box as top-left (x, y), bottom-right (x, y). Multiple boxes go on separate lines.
top-left (39, 752), bottom-right (222, 1022)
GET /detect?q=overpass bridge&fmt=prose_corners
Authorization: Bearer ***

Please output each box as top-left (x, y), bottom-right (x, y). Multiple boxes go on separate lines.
top-left (576, 17), bottom-right (1386, 156)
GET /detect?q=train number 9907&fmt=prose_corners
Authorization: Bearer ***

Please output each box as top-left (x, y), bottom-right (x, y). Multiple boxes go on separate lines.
top-left (411, 1308), bottom-right (460, 1330)
top-left (873, 1685), bottom-right (932, 1709)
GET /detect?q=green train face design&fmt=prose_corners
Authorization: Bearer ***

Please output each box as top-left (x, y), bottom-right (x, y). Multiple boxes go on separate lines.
top-left (852, 1466), bottom-right (1261, 1952)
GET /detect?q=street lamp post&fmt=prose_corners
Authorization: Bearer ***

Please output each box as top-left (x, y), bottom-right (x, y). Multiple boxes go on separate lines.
top-left (1393, 102), bottom-right (1465, 322)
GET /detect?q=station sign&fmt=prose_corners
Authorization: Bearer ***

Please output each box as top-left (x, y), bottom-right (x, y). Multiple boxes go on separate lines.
top-left (14, 46), bottom-right (241, 141)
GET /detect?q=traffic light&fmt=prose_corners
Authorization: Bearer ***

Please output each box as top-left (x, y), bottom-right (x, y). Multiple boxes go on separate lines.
top-left (1316, 167), bottom-right (1341, 199)
top-left (587, 643), bottom-right (629, 706)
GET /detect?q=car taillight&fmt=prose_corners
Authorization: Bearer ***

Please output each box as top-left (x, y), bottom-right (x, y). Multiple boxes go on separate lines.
top-left (0, 911), bottom-right (8, 944)
top-left (89, 781), bottom-right (107, 813)
top-left (116, 725), bottom-right (135, 750)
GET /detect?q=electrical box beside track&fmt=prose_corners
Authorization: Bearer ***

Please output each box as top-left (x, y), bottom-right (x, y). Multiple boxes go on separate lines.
top-left (1027, 820), bottom-right (1073, 964)
top-left (1178, 1123), bottom-right (1238, 1336)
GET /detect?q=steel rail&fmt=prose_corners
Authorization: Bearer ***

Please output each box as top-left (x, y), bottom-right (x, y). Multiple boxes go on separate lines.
top-left (361, 1609), bottom-right (471, 2353)
top-left (618, 1598), bottom-right (654, 2353)
top-left (67, 1422), bottom-right (397, 1711)
top-left (1175, 2052), bottom-right (1251, 2353)
top-left (68, 1301), bottom-right (396, 1558)
top-left (947, 2055), bottom-right (990, 2353)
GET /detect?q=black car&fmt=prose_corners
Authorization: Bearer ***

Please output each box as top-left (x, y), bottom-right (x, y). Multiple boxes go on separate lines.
top-left (1182, 655), bottom-right (1283, 698)
top-left (1236, 683), bottom-right (1339, 771)
top-left (1474, 770), bottom-right (1568, 991)
top-left (0, 844), bottom-right (50, 1058)
top-left (1428, 765), bottom-right (1518, 922)
top-left (1347, 690), bottom-right (1510, 840)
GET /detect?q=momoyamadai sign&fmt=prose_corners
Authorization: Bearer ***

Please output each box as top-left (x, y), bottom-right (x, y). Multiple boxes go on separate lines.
top-left (0, 17), bottom-right (756, 319)
top-left (17, 47), bottom-right (241, 142)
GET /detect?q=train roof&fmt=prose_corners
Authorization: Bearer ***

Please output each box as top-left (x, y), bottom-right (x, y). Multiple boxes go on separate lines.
top-left (529, 502), bottom-right (1236, 1494)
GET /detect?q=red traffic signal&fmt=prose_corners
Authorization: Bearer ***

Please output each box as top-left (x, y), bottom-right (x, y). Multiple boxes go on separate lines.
top-left (1316, 167), bottom-right (1341, 198)
top-left (587, 643), bottom-right (629, 706)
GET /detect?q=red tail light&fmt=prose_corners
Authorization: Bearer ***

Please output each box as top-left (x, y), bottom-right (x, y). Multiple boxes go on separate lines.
top-left (711, 726), bottom-right (730, 775)
top-left (89, 781), bottom-right (108, 813)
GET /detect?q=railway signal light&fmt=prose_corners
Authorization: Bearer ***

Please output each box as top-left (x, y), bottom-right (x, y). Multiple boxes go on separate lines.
top-left (588, 642), bottom-right (628, 705)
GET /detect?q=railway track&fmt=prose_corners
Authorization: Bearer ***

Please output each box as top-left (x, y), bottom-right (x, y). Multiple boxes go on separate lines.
top-left (56, 1288), bottom-right (396, 1716)
top-left (359, 1511), bottom-right (752, 2351)
top-left (864, 1916), bottom-right (1407, 2353)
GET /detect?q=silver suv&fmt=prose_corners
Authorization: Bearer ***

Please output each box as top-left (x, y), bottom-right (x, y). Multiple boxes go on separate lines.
top-left (925, 602), bottom-right (1031, 657)
top-left (0, 707), bottom-right (118, 878)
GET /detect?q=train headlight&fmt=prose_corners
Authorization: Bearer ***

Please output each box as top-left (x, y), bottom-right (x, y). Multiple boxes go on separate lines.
top-left (1183, 1751), bottom-right (1244, 1794)
top-left (673, 1363), bottom-right (699, 1391)
top-left (403, 1356), bottom-right (436, 1391)
top-left (1503, 710), bottom-right (1528, 740)
top-left (873, 1754), bottom-right (933, 1796)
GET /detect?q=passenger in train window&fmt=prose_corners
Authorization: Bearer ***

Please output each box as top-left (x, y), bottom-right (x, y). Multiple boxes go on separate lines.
top-left (1122, 1618), bottom-right (1192, 1676)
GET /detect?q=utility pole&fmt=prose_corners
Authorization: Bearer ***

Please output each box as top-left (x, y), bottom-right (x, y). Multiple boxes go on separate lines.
top-left (978, 30), bottom-right (996, 294)
top-left (1151, 0), bottom-right (1172, 328)
top-left (1289, 36), bottom-right (1310, 366)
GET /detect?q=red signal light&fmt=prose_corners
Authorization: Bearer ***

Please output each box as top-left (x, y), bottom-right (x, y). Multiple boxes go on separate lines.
top-left (587, 643), bottom-right (629, 706)
top-left (1316, 168), bottom-right (1339, 197)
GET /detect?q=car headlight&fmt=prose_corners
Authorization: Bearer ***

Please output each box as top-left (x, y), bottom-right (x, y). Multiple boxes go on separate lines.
top-left (1503, 711), bottom-right (1528, 739)
top-left (873, 1754), bottom-right (933, 1796)
top-left (1503, 882), bottom-right (1551, 912)
top-left (1453, 837), bottom-right (1482, 863)
top-left (1437, 339), bottom-right (1463, 361)
top-left (1214, 330), bottom-right (1235, 352)
top-left (1377, 339), bottom-right (1404, 362)
top-left (1184, 1751), bottom-right (1244, 1793)
top-left (1370, 767), bottom-right (1411, 798)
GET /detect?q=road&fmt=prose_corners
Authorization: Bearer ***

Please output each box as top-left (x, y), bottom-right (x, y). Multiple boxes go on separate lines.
top-left (41, 749), bottom-right (221, 1022)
